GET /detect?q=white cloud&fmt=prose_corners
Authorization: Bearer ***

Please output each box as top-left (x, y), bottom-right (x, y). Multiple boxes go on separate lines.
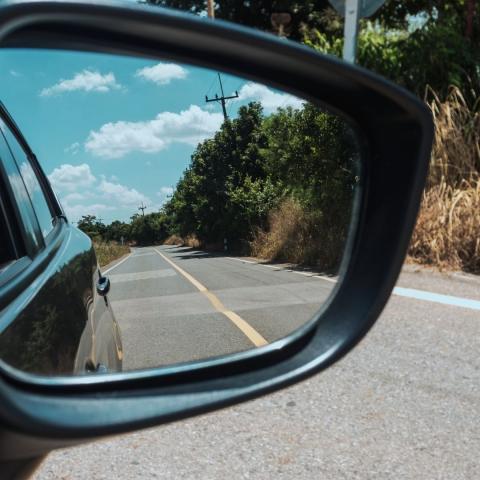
top-left (48, 163), bottom-right (152, 223)
top-left (135, 62), bottom-right (188, 85)
top-left (236, 82), bottom-right (304, 113)
top-left (9, 70), bottom-right (21, 77)
top-left (40, 70), bottom-right (121, 97)
top-left (156, 186), bottom-right (174, 205)
top-left (48, 163), bottom-right (96, 192)
top-left (158, 186), bottom-right (174, 196)
top-left (85, 105), bottom-right (223, 159)
top-left (64, 142), bottom-right (80, 155)
top-left (62, 192), bottom-right (89, 203)
top-left (98, 179), bottom-right (149, 206)
top-left (63, 203), bottom-right (115, 222)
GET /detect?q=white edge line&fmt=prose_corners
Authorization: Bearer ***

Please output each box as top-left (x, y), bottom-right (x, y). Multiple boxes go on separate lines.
top-left (393, 286), bottom-right (480, 311)
top-left (102, 252), bottom-right (132, 275)
top-left (227, 255), bottom-right (338, 282)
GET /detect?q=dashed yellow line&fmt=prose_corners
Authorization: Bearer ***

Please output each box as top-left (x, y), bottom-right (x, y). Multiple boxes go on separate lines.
top-left (154, 248), bottom-right (268, 347)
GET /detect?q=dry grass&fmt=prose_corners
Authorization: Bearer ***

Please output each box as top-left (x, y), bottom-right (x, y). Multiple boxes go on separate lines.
top-left (163, 234), bottom-right (201, 248)
top-left (163, 234), bottom-right (184, 246)
top-left (184, 235), bottom-right (201, 248)
top-left (251, 197), bottom-right (346, 271)
top-left (251, 197), bottom-right (307, 263)
top-left (408, 87), bottom-right (480, 273)
top-left (425, 86), bottom-right (480, 189)
top-left (409, 180), bottom-right (480, 271)
top-left (94, 241), bottom-right (130, 267)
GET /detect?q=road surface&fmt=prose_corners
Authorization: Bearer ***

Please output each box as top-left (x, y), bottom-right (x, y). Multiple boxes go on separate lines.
top-left (106, 245), bottom-right (336, 370)
top-left (34, 258), bottom-right (480, 479)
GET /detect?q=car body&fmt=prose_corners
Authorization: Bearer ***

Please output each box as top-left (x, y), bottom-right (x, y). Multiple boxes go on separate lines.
top-left (0, 101), bottom-right (123, 376)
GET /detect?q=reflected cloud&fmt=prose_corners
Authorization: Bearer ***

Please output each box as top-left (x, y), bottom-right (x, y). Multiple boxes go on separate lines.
top-left (40, 70), bottom-right (121, 97)
top-left (135, 62), bottom-right (188, 85)
top-left (85, 105), bottom-right (223, 159)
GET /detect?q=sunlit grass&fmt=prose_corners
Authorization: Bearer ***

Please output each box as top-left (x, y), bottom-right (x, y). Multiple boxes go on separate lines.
top-left (93, 241), bottom-right (130, 267)
top-left (408, 87), bottom-right (480, 272)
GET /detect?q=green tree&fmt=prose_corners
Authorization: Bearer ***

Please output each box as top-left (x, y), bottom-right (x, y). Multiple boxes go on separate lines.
top-left (77, 215), bottom-right (106, 240)
top-left (145, 0), bottom-right (336, 40)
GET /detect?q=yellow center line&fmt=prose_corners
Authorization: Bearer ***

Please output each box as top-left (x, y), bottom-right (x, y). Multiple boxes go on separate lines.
top-left (154, 248), bottom-right (268, 347)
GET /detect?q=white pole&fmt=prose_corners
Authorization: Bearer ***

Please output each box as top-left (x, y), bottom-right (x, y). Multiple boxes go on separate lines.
top-left (343, 0), bottom-right (360, 63)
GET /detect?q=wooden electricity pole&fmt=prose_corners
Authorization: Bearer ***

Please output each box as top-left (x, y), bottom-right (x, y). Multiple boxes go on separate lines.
top-left (207, 0), bottom-right (214, 19)
top-left (138, 202), bottom-right (147, 217)
top-left (205, 73), bottom-right (239, 121)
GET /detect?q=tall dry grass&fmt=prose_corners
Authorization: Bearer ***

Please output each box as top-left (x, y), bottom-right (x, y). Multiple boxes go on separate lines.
top-left (251, 197), bottom-right (346, 271)
top-left (163, 234), bottom-right (201, 248)
top-left (163, 234), bottom-right (185, 246)
top-left (94, 241), bottom-right (130, 267)
top-left (408, 87), bottom-right (480, 272)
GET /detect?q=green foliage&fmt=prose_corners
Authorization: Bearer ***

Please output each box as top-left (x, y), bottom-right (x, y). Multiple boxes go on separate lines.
top-left (77, 214), bottom-right (106, 240)
top-left (129, 212), bottom-right (170, 245)
top-left (305, 4), bottom-right (479, 102)
top-left (144, 0), bottom-right (332, 40)
top-left (163, 101), bottom-right (358, 267)
top-left (166, 102), bottom-right (273, 244)
top-left (145, 1), bottom-right (479, 103)
top-left (103, 220), bottom-right (130, 243)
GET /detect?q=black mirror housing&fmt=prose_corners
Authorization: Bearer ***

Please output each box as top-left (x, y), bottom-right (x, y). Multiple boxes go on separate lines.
top-left (0, 0), bottom-right (433, 462)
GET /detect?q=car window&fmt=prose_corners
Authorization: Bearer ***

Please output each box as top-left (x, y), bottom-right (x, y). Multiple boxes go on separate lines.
top-left (0, 126), bottom-right (43, 254)
top-left (0, 122), bottom-right (55, 239)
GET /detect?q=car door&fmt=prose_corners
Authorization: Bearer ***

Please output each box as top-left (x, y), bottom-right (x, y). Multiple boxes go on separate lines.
top-left (0, 106), bottom-right (122, 375)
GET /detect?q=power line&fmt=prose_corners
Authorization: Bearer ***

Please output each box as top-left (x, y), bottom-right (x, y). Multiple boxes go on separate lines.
top-left (205, 74), bottom-right (217, 98)
top-left (205, 73), bottom-right (239, 121)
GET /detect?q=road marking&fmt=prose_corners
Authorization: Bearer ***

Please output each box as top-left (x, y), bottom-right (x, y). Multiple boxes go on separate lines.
top-left (102, 252), bottom-right (132, 275)
top-left (109, 268), bottom-right (177, 282)
top-left (132, 252), bottom-right (157, 257)
top-left (227, 256), bottom-right (338, 283)
top-left (226, 257), bottom-right (257, 264)
top-left (393, 286), bottom-right (480, 311)
top-left (154, 248), bottom-right (268, 347)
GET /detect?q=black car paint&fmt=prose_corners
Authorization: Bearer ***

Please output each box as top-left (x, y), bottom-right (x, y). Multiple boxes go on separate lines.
top-left (0, 104), bottom-right (122, 375)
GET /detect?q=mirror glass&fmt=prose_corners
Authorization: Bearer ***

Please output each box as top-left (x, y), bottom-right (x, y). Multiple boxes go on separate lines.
top-left (0, 49), bottom-right (362, 375)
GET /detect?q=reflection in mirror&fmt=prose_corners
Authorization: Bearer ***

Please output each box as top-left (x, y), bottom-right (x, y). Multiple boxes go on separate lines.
top-left (0, 49), bottom-right (361, 376)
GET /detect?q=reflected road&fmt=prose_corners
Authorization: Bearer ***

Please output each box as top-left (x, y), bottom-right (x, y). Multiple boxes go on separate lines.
top-left (107, 245), bottom-right (336, 371)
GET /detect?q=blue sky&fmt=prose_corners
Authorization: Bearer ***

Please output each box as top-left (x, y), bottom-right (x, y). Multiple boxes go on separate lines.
top-left (0, 48), bottom-right (302, 224)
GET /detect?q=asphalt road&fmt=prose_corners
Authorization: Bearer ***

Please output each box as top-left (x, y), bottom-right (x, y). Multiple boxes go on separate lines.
top-left (106, 245), bottom-right (336, 371)
top-left (33, 259), bottom-right (480, 479)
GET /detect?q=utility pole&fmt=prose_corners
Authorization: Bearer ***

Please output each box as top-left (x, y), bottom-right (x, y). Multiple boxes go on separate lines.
top-left (138, 202), bottom-right (147, 217)
top-left (207, 0), bottom-right (214, 19)
top-left (342, 0), bottom-right (360, 63)
top-left (205, 73), bottom-right (239, 121)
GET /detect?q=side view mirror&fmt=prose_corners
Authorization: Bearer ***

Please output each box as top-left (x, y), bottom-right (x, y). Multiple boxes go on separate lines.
top-left (96, 276), bottom-right (110, 297)
top-left (0, 0), bottom-right (433, 469)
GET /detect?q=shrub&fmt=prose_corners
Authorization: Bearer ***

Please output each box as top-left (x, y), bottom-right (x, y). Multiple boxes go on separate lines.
top-left (163, 235), bottom-right (185, 246)
top-left (408, 87), bottom-right (480, 272)
top-left (251, 196), bottom-right (347, 272)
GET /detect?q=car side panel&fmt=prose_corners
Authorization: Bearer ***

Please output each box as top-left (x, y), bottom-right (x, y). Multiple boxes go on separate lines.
top-left (0, 223), bottom-right (122, 375)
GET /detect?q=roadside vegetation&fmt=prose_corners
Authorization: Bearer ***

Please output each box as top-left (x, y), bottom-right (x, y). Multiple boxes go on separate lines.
top-left (408, 87), bottom-right (480, 272)
top-left (92, 241), bottom-right (130, 268)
